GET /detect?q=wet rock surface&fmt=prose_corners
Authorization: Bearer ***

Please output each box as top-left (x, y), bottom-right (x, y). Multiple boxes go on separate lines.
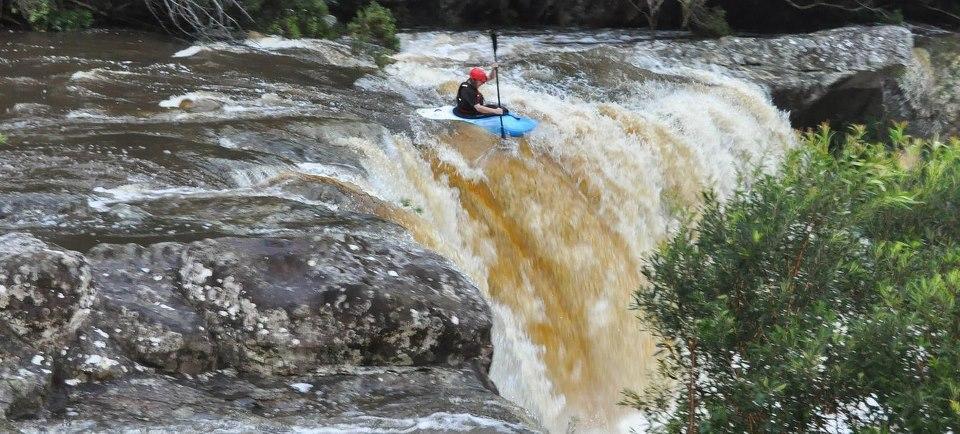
top-left (177, 234), bottom-right (493, 374)
top-left (0, 233), bottom-right (538, 432)
top-left (647, 26), bottom-right (937, 132)
top-left (0, 233), bottom-right (94, 420)
top-left (16, 367), bottom-right (534, 433)
top-left (86, 242), bottom-right (215, 376)
top-left (645, 25), bottom-right (960, 136)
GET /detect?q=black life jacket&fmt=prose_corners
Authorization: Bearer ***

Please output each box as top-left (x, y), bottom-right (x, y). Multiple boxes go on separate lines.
top-left (455, 81), bottom-right (484, 116)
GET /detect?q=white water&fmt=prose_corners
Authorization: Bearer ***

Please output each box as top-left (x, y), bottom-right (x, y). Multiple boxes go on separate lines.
top-left (340, 31), bottom-right (796, 432)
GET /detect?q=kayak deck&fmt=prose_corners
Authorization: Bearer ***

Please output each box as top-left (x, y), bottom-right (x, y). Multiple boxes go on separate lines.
top-left (417, 106), bottom-right (537, 138)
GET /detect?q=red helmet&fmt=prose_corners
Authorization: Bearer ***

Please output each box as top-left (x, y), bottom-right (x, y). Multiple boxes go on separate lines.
top-left (469, 67), bottom-right (488, 83)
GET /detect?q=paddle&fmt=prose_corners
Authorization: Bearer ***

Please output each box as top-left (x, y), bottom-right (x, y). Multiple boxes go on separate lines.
top-left (491, 30), bottom-right (506, 139)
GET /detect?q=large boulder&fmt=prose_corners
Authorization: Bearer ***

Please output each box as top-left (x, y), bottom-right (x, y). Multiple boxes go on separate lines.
top-left (0, 231), bottom-right (534, 431)
top-left (177, 233), bottom-right (493, 375)
top-left (647, 25), bottom-right (960, 137)
top-left (650, 26), bottom-right (927, 131)
top-left (0, 232), bottom-right (94, 343)
top-left (0, 232), bottom-right (94, 419)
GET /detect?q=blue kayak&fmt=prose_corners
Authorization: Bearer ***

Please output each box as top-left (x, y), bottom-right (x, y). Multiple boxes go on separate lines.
top-left (417, 106), bottom-right (538, 138)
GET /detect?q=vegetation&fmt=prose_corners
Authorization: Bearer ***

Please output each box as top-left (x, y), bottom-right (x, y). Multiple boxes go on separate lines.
top-left (627, 124), bottom-right (960, 432)
top-left (4, 0), bottom-right (958, 37)
top-left (0, 134), bottom-right (6, 145)
top-left (244, 0), bottom-right (335, 39)
top-left (10, 0), bottom-right (93, 31)
top-left (2, 0), bottom-right (401, 51)
top-left (625, 0), bottom-right (731, 35)
top-left (679, 0), bottom-right (730, 36)
top-left (347, 2), bottom-right (399, 51)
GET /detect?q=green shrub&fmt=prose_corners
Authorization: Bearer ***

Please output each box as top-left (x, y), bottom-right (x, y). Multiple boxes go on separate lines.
top-left (628, 125), bottom-right (960, 432)
top-left (245, 0), bottom-right (335, 39)
top-left (348, 2), bottom-right (399, 51)
top-left (692, 6), bottom-right (731, 37)
top-left (678, 0), bottom-right (731, 37)
top-left (15, 0), bottom-right (92, 31)
top-left (0, 134), bottom-right (6, 145)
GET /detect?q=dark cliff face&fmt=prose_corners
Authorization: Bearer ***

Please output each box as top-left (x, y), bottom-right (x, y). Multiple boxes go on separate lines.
top-left (6, 0), bottom-right (956, 36)
top-left (333, 0), bottom-right (649, 28)
top-left (715, 0), bottom-right (960, 34)
top-left (329, 0), bottom-right (958, 32)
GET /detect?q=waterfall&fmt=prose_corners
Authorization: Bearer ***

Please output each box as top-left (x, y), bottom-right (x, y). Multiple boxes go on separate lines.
top-left (342, 31), bottom-right (796, 432)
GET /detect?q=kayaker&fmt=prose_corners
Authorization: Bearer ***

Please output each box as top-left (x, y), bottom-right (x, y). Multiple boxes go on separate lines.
top-left (454, 65), bottom-right (508, 118)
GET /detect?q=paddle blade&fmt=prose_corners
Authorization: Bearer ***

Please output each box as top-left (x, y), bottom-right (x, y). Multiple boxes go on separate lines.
top-left (490, 30), bottom-right (498, 53)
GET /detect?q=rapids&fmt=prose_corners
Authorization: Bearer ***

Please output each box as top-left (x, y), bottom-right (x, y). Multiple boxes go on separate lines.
top-left (0, 29), bottom-right (795, 432)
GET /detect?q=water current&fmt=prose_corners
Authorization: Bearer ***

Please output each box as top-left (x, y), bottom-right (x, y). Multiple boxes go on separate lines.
top-left (0, 29), bottom-right (795, 432)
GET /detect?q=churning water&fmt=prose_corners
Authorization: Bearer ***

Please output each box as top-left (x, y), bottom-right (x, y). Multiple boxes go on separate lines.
top-left (0, 29), bottom-right (795, 432)
top-left (354, 31), bottom-right (796, 432)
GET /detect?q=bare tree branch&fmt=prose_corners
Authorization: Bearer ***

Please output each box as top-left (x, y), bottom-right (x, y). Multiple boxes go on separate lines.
top-left (142, 0), bottom-right (251, 40)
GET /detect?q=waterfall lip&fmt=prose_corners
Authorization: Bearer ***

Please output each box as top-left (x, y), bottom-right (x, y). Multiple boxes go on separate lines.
top-left (170, 35), bottom-right (377, 68)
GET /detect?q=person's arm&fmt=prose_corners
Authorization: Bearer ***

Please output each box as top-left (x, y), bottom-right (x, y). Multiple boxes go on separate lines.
top-left (475, 104), bottom-right (504, 115)
top-left (488, 63), bottom-right (498, 82)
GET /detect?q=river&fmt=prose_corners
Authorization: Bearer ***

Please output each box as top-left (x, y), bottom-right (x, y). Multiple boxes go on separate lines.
top-left (0, 29), bottom-right (794, 432)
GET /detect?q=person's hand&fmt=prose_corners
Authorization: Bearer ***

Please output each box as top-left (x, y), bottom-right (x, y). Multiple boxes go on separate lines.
top-left (491, 62), bottom-right (499, 70)
top-left (500, 107), bottom-right (509, 115)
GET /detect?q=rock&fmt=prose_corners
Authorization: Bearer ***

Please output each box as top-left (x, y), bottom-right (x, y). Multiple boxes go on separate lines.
top-left (909, 31), bottom-right (960, 137)
top-left (1, 232), bottom-right (535, 432)
top-left (66, 338), bottom-right (131, 383)
top-left (177, 97), bottom-right (223, 112)
top-left (0, 233), bottom-right (94, 419)
top-left (0, 418), bottom-right (19, 433)
top-left (0, 230), bottom-right (536, 432)
top-left (8, 103), bottom-right (50, 116)
top-left (650, 26), bottom-right (926, 131)
top-left (73, 232), bottom-right (492, 378)
top-left (642, 25), bottom-right (960, 136)
top-left (177, 234), bottom-right (492, 375)
top-left (0, 361), bottom-right (52, 421)
top-left (0, 232), bottom-right (94, 343)
top-left (85, 242), bottom-right (215, 375)
top-left (14, 367), bottom-right (540, 432)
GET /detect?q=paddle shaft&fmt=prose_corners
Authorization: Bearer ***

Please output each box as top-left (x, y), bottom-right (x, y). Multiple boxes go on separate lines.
top-left (491, 31), bottom-right (505, 139)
